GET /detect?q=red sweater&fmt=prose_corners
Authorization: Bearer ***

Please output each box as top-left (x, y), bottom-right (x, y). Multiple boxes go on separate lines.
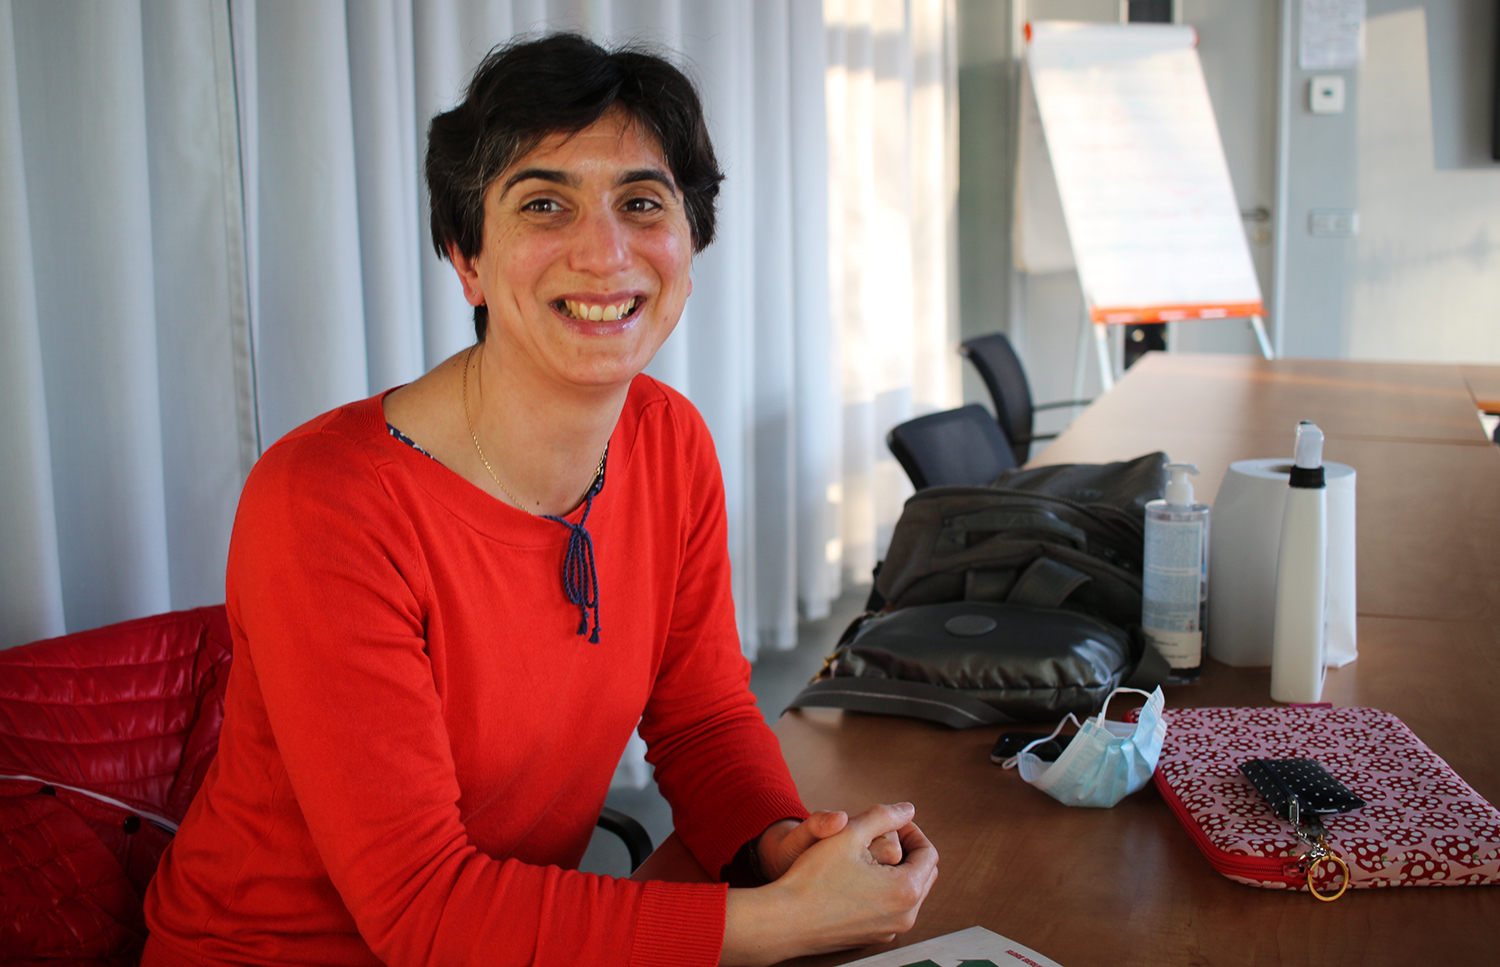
top-left (143, 376), bottom-right (807, 967)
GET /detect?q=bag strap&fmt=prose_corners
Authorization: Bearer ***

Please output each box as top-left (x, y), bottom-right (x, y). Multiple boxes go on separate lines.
top-left (785, 676), bottom-right (1013, 729)
top-left (1005, 556), bottom-right (1092, 609)
top-left (1005, 556), bottom-right (1169, 688)
top-left (943, 507), bottom-right (1090, 550)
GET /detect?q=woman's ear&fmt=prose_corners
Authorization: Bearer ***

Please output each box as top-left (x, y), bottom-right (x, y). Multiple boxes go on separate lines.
top-left (447, 242), bottom-right (486, 308)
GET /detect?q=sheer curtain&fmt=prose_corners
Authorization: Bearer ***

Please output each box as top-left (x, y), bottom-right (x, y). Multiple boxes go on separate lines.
top-left (1, 0), bottom-right (252, 646)
top-left (0, 0), bottom-right (958, 658)
top-left (825, 0), bottom-right (959, 596)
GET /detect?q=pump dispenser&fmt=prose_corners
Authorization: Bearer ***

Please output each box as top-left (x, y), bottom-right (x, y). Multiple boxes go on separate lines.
top-left (1270, 422), bottom-right (1329, 703)
top-left (1164, 464), bottom-right (1196, 506)
top-left (1142, 462), bottom-right (1210, 683)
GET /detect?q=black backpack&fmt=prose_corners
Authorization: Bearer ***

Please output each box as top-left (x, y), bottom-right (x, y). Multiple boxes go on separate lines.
top-left (790, 452), bottom-right (1171, 727)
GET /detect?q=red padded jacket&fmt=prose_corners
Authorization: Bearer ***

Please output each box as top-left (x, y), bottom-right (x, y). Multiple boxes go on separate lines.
top-left (0, 606), bottom-right (233, 965)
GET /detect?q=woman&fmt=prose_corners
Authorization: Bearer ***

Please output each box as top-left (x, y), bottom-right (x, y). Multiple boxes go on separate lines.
top-left (143, 33), bottom-right (936, 967)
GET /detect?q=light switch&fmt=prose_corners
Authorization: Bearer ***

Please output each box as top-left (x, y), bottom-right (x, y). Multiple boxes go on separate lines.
top-left (1308, 209), bottom-right (1358, 237)
top-left (1310, 75), bottom-right (1345, 114)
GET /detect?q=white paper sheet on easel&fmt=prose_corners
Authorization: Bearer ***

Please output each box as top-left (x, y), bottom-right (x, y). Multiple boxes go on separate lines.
top-left (840, 926), bottom-right (1068, 967)
top-left (1016, 22), bottom-right (1262, 321)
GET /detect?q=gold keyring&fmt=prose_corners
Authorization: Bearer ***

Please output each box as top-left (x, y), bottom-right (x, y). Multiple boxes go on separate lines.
top-left (1307, 853), bottom-right (1351, 902)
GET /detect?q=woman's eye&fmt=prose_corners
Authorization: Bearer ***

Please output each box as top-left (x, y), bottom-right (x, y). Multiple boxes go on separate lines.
top-left (623, 196), bottom-right (663, 213)
top-left (521, 198), bottom-right (563, 213)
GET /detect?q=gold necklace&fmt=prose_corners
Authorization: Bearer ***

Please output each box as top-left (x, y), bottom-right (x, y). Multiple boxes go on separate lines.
top-left (461, 345), bottom-right (606, 515)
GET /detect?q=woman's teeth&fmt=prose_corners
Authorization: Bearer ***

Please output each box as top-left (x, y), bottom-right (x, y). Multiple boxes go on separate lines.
top-left (563, 297), bottom-right (637, 321)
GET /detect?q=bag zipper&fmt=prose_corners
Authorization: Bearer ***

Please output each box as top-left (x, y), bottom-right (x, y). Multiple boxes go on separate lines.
top-left (918, 485), bottom-right (1144, 539)
top-left (1153, 770), bottom-right (1307, 889)
top-left (1250, 760), bottom-right (1306, 823)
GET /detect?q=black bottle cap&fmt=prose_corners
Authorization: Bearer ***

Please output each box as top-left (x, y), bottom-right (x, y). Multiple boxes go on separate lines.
top-left (1289, 465), bottom-right (1325, 489)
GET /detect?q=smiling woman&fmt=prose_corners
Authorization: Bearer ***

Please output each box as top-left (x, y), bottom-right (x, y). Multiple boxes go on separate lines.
top-left (139, 32), bottom-right (936, 967)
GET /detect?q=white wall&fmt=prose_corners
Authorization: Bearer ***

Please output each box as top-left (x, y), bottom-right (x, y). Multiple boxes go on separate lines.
top-left (956, 0), bottom-right (1019, 408)
top-left (1273, 0), bottom-right (1361, 359)
top-left (1170, 0), bottom-right (1277, 359)
top-left (1351, 1), bottom-right (1500, 363)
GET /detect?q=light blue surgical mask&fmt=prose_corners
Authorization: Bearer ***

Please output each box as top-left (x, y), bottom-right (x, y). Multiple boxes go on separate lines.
top-left (1003, 687), bottom-right (1167, 808)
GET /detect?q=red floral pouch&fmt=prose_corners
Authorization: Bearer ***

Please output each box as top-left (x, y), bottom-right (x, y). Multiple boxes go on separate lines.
top-left (1152, 706), bottom-right (1500, 892)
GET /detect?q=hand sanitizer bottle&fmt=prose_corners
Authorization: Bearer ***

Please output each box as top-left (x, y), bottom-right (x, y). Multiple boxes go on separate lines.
top-left (1271, 422), bottom-right (1329, 703)
top-left (1142, 462), bottom-right (1210, 684)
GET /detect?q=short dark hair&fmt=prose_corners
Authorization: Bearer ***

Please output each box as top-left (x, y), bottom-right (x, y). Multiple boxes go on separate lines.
top-left (425, 33), bottom-right (723, 340)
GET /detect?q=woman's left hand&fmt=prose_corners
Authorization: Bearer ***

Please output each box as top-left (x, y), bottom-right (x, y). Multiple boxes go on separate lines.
top-left (756, 810), bottom-right (903, 880)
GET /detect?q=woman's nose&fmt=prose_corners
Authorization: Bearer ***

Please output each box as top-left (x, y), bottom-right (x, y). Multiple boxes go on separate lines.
top-left (568, 206), bottom-right (631, 276)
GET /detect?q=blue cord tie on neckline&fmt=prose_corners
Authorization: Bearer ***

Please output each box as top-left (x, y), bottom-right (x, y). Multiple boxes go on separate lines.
top-left (384, 419), bottom-right (606, 640)
top-left (542, 451), bottom-right (606, 644)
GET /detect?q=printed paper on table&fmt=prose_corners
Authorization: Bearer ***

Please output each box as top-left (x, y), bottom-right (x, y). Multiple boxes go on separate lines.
top-left (840, 926), bottom-right (1067, 967)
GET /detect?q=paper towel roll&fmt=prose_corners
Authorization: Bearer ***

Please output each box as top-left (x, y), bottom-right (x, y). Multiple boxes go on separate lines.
top-left (1207, 459), bottom-right (1356, 668)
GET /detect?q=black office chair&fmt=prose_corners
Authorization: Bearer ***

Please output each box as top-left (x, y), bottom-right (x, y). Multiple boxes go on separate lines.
top-left (886, 404), bottom-right (1018, 490)
top-left (596, 806), bottom-right (653, 872)
top-left (959, 332), bottom-right (1092, 466)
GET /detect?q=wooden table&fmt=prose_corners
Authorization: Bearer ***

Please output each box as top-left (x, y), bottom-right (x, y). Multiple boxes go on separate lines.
top-left (638, 353), bottom-right (1500, 966)
top-left (1462, 364), bottom-right (1500, 415)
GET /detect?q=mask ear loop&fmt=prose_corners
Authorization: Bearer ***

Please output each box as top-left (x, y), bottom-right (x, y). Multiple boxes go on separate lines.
top-left (1097, 686), bottom-right (1154, 724)
top-left (1001, 714), bottom-right (1080, 770)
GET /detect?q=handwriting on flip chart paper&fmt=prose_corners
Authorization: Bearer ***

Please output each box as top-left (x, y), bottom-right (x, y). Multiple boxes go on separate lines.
top-left (841, 927), bottom-right (1067, 967)
top-left (1016, 22), bottom-right (1262, 322)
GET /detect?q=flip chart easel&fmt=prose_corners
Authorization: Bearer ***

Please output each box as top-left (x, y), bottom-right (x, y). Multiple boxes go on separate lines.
top-left (1016, 21), bottom-right (1271, 391)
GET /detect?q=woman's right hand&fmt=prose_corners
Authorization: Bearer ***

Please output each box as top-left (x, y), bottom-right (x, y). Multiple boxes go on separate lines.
top-left (719, 802), bottom-right (939, 967)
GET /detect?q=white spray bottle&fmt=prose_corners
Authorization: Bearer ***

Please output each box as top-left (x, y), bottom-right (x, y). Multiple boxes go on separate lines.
top-left (1142, 462), bottom-right (1209, 684)
top-left (1270, 422), bottom-right (1329, 703)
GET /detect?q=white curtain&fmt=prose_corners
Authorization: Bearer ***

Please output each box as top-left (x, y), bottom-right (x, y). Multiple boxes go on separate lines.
top-left (0, 0), bottom-right (958, 657)
top-left (1, 0), bottom-right (252, 645)
top-left (825, 0), bottom-right (959, 595)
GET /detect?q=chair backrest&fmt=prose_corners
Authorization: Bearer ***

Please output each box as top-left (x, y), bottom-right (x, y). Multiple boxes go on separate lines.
top-left (886, 404), bottom-right (1017, 490)
top-left (959, 332), bottom-right (1034, 467)
top-left (0, 605), bottom-right (233, 825)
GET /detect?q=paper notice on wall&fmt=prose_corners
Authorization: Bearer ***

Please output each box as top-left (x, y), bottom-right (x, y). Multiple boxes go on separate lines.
top-left (840, 926), bottom-right (1067, 967)
top-left (1300, 0), bottom-right (1365, 70)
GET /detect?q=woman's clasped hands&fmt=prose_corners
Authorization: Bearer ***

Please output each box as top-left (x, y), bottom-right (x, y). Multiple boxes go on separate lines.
top-left (720, 802), bottom-right (939, 966)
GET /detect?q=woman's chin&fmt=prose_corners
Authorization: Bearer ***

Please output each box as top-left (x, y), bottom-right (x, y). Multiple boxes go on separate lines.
top-left (547, 317), bottom-right (676, 387)
top-left (550, 350), bottom-right (660, 392)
